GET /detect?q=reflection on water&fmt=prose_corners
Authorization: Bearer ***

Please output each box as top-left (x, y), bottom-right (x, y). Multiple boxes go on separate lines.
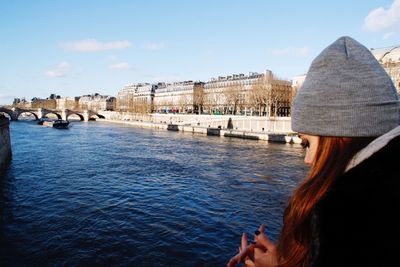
top-left (0, 121), bottom-right (307, 266)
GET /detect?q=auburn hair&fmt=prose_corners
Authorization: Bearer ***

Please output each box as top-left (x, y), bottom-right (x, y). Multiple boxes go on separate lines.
top-left (276, 136), bottom-right (375, 267)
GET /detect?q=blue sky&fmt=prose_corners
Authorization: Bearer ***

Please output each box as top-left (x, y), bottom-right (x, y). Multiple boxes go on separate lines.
top-left (1, 0), bottom-right (399, 105)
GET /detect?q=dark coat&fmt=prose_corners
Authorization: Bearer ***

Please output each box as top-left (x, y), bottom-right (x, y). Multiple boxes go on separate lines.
top-left (311, 133), bottom-right (400, 267)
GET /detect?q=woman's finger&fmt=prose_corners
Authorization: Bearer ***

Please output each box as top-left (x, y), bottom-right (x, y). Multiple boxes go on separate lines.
top-left (256, 234), bottom-right (275, 251)
top-left (244, 258), bottom-right (257, 267)
top-left (258, 224), bottom-right (266, 233)
top-left (227, 243), bottom-right (255, 267)
top-left (241, 233), bottom-right (248, 249)
top-left (254, 224), bottom-right (276, 252)
top-left (254, 224), bottom-right (265, 239)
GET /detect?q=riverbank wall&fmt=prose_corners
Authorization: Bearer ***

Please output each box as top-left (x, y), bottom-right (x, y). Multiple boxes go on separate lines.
top-left (0, 117), bottom-right (12, 174)
top-left (98, 111), bottom-right (301, 144)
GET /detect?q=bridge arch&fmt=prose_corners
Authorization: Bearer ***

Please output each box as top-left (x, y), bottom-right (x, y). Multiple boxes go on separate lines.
top-left (16, 111), bottom-right (39, 120)
top-left (89, 113), bottom-right (105, 120)
top-left (0, 107), bottom-right (14, 120)
top-left (66, 112), bottom-right (84, 121)
top-left (1, 106), bottom-right (105, 122)
top-left (42, 111), bottom-right (62, 119)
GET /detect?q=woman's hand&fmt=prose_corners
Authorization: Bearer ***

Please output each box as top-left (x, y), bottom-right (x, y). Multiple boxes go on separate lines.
top-left (227, 224), bottom-right (278, 267)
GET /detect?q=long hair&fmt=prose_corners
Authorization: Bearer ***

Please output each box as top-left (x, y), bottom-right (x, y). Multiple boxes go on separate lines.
top-left (276, 136), bottom-right (375, 267)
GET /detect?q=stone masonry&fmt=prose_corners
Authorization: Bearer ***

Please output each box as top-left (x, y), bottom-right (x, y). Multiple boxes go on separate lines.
top-left (0, 117), bottom-right (12, 174)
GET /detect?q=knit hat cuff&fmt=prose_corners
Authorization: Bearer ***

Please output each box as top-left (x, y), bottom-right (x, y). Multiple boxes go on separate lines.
top-left (292, 100), bottom-right (400, 137)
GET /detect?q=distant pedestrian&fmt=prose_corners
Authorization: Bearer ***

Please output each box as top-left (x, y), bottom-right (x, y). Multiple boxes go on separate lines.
top-left (227, 36), bottom-right (400, 267)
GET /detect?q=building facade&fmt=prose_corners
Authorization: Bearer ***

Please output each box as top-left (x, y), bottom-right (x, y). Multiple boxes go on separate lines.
top-left (371, 45), bottom-right (400, 93)
top-left (56, 97), bottom-right (80, 110)
top-left (153, 81), bottom-right (202, 113)
top-left (115, 70), bottom-right (292, 116)
top-left (203, 70), bottom-right (292, 116)
top-left (31, 98), bottom-right (57, 109)
top-left (117, 83), bottom-right (156, 113)
top-left (79, 94), bottom-right (116, 111)
top-left (292, 46), bottom-right (400, 100)
top-left (203, 72), bottom-right (260, 115)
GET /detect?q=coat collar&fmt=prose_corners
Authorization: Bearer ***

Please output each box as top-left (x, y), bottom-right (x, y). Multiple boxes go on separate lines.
top-left (345, 125), bottom-right (400, 172)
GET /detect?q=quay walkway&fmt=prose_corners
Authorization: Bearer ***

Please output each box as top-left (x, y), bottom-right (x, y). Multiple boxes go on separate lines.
top-left (97, 112), bottom-right (301, 144)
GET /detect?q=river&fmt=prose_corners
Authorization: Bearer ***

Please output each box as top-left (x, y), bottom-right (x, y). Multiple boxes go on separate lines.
top-left (0, 120), bottom-right (308, 266)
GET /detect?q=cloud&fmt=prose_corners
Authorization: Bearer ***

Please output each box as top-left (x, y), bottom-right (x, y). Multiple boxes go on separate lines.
top-left (364, 0), bottom-right (400, 32)
top-left (0, 94), bottom-right (14, 100)
top-left (109, 62), bottom-right (132, 70)
top-left (45, 61), bottom-right (71, 77)
top-left (142, 42), bottom-right (165, 50)
top-left (269, 47), bottom-right (310, 57)
top-left (60, 39), bottom-right (132, 52)
top-left (109, 55), bottom-right (118, 61)
top-left (383, 32), bottom-right (397, 40)
top-left (0, 94), bottom-right (16, 105)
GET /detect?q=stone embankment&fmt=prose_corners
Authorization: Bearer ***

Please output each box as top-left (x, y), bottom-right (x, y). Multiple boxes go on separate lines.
top-left (98, 111), bottom-right (301, 144)
top-left (0, 117), bottom-right (12, 174)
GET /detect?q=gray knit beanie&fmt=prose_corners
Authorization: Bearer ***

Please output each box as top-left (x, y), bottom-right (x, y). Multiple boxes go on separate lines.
top-left (292, 36), bottom-right (400, 137)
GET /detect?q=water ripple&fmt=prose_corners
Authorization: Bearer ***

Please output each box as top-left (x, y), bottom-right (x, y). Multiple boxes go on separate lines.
top-left (0, 121), bottom-right (308, 266)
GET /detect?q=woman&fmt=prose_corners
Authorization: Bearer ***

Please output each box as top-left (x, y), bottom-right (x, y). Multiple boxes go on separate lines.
top-left (228, 36), bottom-right (400, 267)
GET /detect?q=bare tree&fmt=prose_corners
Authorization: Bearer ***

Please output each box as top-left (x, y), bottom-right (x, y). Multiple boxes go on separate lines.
top-left (249, 75), bottom-right (292, 117)
top-left (270, 78), bottom-right (292, 117)
top-left (193, 84), bottom-right (204, 114)
top-left (248, 83), bottom-right (261, 115)
top-left (127, 91), bottom-right (134, 112)
top-left (223, 83), bottom-right (243, 115)
top-left (178, 94), bottom-right (190, 113)
top-left (203, 91), bottom-right (217, 114)
top-left (249, 79), bottom-right (270, 116)
top-left (132, 98), bottom-right (148, 114)
top-left (116, 93), bottom-right (130, 112)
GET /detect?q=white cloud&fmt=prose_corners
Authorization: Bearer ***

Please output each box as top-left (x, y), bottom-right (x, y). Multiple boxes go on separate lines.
top-left (109, 55), bottom-right (118, 61)
top-left (364, 0), bottom-right (400, 32)
top-left (269, 47), bottom-right (310, 57)
top-left (0, 94), bottom-right (14, 100)
top-left (383, 32), bottom-right (397, 40)
top-left (60, 39), bottom-right (132, 52)
top-left (45, 61), bottom-right (71, 78)
top-left (0, 94), bottom-right (16, 105)
top-left (109, 62), bottom-right (132, 70)
top-left (58, 62), bottom-right (70, 69)
top-left (142, 42), bottom-right (165, 50)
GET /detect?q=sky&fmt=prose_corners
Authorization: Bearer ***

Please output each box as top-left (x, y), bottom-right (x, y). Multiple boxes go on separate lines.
top-left (1, 0), bottom-right (400, 105)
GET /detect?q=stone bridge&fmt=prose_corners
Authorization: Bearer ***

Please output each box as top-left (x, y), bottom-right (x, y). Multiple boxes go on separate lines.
top-left (0, 106), bottom-right (105, 122)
